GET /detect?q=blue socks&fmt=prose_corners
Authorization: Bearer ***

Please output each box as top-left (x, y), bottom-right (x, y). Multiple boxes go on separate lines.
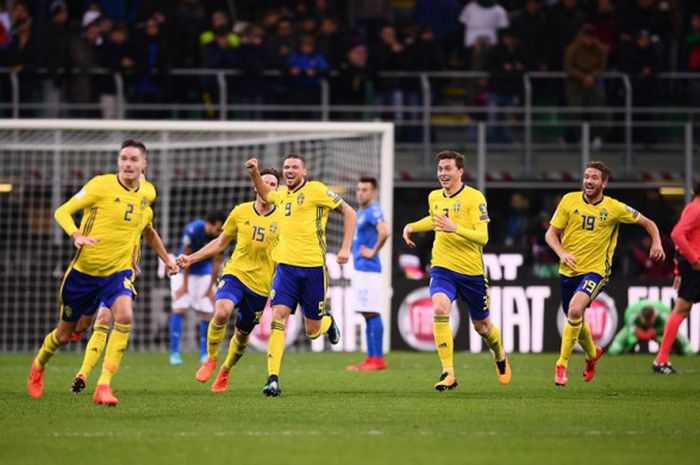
top-left (169, 314), bottom-right (183, 355)
top-left (199, 320), bottom-right (208, 358)
top-left (365, 314), bottom-right (384, 359)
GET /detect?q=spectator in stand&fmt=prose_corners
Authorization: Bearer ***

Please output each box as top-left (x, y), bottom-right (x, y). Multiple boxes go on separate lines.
top-left (98, 23), bottom-right (133, 119)
top-left (286, 34), bottom-right (328, 119)
top-left (316, 16), bottom-right (345, 69)
top-left (618, 30), bottom-right (661, 144)
top-left (238, 24), bottom-right (267, 119)
top-left (265, 18), bottom-right (295, 70)
top-left (333, 44), bottom-right (374, 117)
top-left (685, 12), bottom-right (700, 116)
top-left (544, 0), bottom-right (586, 71)
top-left (588, 0), bottom-right (623, 67)
top-left (458, 0), bottom-right (509, 63)
top-left (201, 28), bottom-right (237, 119)
top-left (131, 16), bottom-right (171, 119)
top-left (412, 0), bottom-right (460, 65)
top-left (82, 2), bottom-right (101, 29)
top-left (8, 16), bottom-right (38, 117)
top-left (260, 9), bottom-right (282, 37)
top-left (620, 0), bottom-right (672, 69)
top-left (68, 20), bottom-right (100, 118)
top-left (486, 27), bottom-right (528, 143)
top-left (37, 1), bottom-right (70, 117)
top-left (200, 10), bottom-right (240, 49)
top-left (372, 24), bottom-right (407, 122)
top-left (510, 0), bottom-right (548, 71)
top-left (564, 23), bottom-right (607, 147)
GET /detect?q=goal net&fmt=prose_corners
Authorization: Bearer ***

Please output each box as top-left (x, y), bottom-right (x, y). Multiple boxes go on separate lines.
top-left (0, 120), bottom-right (394, 353)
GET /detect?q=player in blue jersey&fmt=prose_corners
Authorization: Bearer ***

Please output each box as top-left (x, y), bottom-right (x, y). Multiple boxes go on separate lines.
top-left (347, 177), bottom-right (390, 371)
top-left (169, 211), bottom-right (227, 365)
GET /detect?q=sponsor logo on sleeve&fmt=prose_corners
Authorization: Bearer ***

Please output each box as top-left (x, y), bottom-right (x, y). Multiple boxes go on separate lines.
top-left (479, 203), bottom-right (489, 221)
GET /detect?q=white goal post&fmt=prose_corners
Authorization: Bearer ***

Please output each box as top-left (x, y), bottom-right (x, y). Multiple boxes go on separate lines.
top-left (0, 120), bottom-right (394, 353)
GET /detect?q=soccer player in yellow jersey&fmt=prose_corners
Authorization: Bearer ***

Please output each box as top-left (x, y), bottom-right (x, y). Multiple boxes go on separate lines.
top-left (402, 150), bottom-right (511, 391)
top-left (545, 161), bottom-right (665, 386)
top-left (70, 205), bottom-right (175, 395)
top-left (26, 140), bottom-right (178, 406)
top-left (176, 169), bottom-right (282, 393)
top-left (246, 154), bottom-right (357, 397)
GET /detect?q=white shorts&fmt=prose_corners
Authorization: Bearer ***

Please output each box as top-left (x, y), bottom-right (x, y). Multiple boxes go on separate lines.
top-left (351, 270), bottom-right (382, 313)
top-left (170, 273), bottom-right (214, 313)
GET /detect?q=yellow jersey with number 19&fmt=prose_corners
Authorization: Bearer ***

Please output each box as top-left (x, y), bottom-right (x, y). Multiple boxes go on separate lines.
top-left (550, 192), bottom-right (639, 277)
top-left (266, 180), bottom-right (342, 267)
top-left (429, 184), bottom-right (490, 276)
top-left (221, 201), bottom-right (281, 296)
top-left (54, 174), bottom-right (157, 277)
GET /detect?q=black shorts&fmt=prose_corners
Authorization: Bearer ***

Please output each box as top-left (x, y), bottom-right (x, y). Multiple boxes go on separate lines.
top-left (678, 258), bottom-right (700, 303)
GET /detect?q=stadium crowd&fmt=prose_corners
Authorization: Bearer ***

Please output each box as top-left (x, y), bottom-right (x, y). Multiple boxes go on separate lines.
top-left (0, 0), bottom-right (699, 118)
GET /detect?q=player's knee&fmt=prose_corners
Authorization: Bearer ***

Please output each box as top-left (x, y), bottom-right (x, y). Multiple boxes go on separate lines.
top-left (55, 331), bottom-right (72, 345)
top-left (113, 314), bottom-right (132, 325)
top-left (472, 319), bottom-right (489, 336)
top-left (567, 307), bottom-right (584, 320)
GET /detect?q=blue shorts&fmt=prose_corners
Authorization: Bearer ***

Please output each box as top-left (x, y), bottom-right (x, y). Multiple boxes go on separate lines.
top-left (429, 266), bottom-right (490, 321)
top-left (270, 263), bottom-right (327, 320)
top-left (215, 274), bottom-right (269, 334)
top-left (560, 272), bottom-right (607, 315)
top-left (60, 268), bottom-right (134, 322)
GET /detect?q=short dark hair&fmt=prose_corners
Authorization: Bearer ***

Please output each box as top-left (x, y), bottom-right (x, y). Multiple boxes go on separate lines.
top-left (285, 153), bottom-right (306, 166)
top-left (640, 306), bottom-right (657, 321)
top-left (205, 210), bottom-right (227, 225)
top-left (359, 176), bottom-right (377, 189)
top-left (260, 168), bottom-right (281, 183)
top-left (585, 160), bottom-right (611, 181)
top-left (436, 150), bottom-right (464, 170)
top-left (120, 139), bottom-right (147, 156)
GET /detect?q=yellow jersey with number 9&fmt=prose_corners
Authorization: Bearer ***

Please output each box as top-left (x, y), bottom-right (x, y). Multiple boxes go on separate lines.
top-left (221, 201), bottom-right (281, 296)
top-left (550, 192), bottom-right (639, 277)
top-left (54, 174), bottom-right (157, 277)
top-left (266, 180), bottom-right (342, 267)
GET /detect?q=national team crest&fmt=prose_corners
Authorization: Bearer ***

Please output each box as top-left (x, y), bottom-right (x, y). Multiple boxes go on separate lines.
top-left (270, 222), bottom-right (278, 234)
top-left (296, 193), bottom-right (305, 205)
top-left (452, 200), bottom-right (461, 213)
top-left (140, 197), bottom-right (147, 209)
top-left (63, 305), bottom-right (72, 318)
top-left (599, 208), bottom-right (608, 222)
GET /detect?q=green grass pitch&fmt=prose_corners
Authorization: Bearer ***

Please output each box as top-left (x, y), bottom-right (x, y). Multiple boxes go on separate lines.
top-left (1, 352), bottom-right (699, 465)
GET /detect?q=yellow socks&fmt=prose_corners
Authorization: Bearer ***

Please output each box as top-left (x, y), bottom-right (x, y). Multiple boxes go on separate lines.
top-left (433, 315), bottom-right (454, 376)
top-left (556, 317), bottom-right (583, 367)
top-left (35, 330), bottom-right (61, 370)
top-left (222, 335), bottom-right (249, 371)
top-left (267, 319), bottom-right (286, 377)
top-left (578, 321), bottom-right (597, 360)
top-left (307, 315), bottom-right (332, 339)
top-left (97, 322), bottom-right (131, 386)
top-left (482, 324), bottom-right (505, 361)
top-left (78, 324), bottom-right (109, 378)
top-left (207, 321), bottom-right (227, 360)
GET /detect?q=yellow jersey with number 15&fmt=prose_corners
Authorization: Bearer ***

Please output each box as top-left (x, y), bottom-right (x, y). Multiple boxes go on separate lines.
top-left (550, 192), bottom-right (639, 278)
top-left (266, 180), bottom-right (342, 267)
top-left (54, 174), bottom-right (157, 277)
top-left (429, 184), bottom-right (490, 276)
top-left (221, 201), bottom-right (281, 296)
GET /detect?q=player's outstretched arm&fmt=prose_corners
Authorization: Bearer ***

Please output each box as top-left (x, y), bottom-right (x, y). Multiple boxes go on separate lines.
top-left (143, 226), bottom-right (178, 275)
top-left (54, 193), bottom-right (99, 248)
top-left (245, 158), bottom-right (271, 202)
top-left (402, 216), bottom-right (432, 248)
top-left (636, 214), bottom-right (665, 262)
top-left (545, 224), bottom-right (577, 271)
top-left (177, 233), bottom-right (233, 269)
top-left (336, 201), bottom-right (357, 264)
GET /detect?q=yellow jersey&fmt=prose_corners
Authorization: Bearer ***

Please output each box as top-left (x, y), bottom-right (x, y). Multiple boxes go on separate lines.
top-left (428, 184), bottom-right (490, 276)
top-left (266, 180), bottom-right (342, 267)
top-left (54, 174), bottom-right (157, 277)
top-left (132, 206), bottom-right (154, 274)
top-left (221, 201), bottom-right (281, 296)
top-left (550, 192), bottom-right (639, 277)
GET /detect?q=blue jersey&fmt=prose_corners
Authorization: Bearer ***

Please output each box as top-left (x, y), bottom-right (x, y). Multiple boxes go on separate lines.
top-left (177, 219), bottom-right (213, 275)
top-left (352, 203), bottom-right (384, 273)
